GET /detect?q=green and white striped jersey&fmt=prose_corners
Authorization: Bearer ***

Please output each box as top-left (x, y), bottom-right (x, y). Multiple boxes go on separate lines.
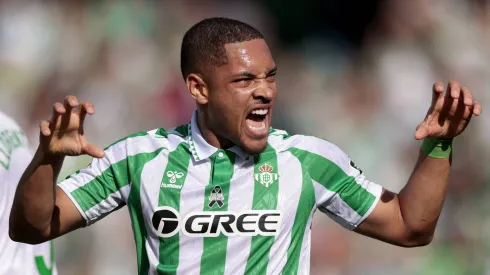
top-left (59, 111), bottom-right (382, 275)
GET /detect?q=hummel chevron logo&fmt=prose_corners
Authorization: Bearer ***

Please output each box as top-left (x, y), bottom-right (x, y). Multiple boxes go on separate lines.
top-left (166, 171), bottom-right (184, 183)
top-left (161, 171), bottom-right (185, 189)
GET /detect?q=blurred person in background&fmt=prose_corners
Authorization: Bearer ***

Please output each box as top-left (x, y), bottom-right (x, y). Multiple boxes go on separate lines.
top-left (8, 16), bottom-right (483, 275)
top-left (0, 110), bottom-right (56, 275)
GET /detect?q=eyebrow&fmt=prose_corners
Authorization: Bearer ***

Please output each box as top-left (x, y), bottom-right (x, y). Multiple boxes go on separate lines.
top-left (267, 66), bottom-right (278, 75)
top-left (232, 66), bottom-right (278, 79)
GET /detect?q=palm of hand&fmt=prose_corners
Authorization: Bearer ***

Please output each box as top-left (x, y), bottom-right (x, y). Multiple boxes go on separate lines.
top-left (40, 96), bottom-right (104, 158)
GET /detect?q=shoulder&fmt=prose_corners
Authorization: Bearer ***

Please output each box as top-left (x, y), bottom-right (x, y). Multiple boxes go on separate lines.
top-left (268, 128), bottom-right (350, 171)
top-left (103, 123), bottom-right (191, 158)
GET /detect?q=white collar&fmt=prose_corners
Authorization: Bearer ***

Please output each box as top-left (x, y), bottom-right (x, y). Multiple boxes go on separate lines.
top-left (188, 110), bottom-right (249, 162)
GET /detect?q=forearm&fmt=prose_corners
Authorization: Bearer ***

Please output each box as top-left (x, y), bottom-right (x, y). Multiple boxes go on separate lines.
top-left (398, 149), bottom-right (451, 237)
top-left (9, 148), bottom-right (65, 242)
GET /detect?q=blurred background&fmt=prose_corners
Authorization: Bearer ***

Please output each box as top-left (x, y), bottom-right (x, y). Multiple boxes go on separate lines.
top-left (1, 0), bottom-right (489, 274)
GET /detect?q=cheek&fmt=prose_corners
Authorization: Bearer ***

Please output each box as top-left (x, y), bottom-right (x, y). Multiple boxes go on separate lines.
top-left (269, 82), bottom-right (278, 97)
top-left (209, 92), bottom-right (242, 126)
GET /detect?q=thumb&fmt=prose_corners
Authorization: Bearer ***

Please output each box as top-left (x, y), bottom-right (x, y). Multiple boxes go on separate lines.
top-left (414, 124), bottom-right (429, 140)
top-left (84, 143), bottom-right (105, 158)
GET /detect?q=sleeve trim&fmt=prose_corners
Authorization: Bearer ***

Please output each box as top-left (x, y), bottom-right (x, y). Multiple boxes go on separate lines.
top-left (354, 184), bottom-right (383, 227)
top-left (58, 184), bottom-right (92, 226)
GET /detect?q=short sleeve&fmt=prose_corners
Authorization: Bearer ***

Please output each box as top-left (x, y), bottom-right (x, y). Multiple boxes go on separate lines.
top-left (287, 135), bottom-right (383, 230)
top-left (58, 140), bottom-right (131, 225)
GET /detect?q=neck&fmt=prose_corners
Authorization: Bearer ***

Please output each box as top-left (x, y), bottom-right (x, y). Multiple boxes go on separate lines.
top-left (197, 110), bottom-right (233, 149)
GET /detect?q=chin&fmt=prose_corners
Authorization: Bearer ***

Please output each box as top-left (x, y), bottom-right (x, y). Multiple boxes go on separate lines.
top-left (241, 139), bottom-right (268, 156)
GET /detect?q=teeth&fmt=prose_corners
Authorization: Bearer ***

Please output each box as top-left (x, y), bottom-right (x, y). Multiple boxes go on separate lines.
top-left (251, 109), bottom-right (268, 115)
top-left (249, 121), bottom-right (266, 131)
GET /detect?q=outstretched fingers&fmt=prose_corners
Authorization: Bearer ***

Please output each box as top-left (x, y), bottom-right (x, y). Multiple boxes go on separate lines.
top-left (473, 100), bottom-right (482, 116)
top-left (79, 101), bottom-right (95, 129)
top-left (414, 123), bottom-right (429, 140)
top-left (39, 120), bottom-right (51, 137)
top-left (431, 82), bottom-right (445, 110)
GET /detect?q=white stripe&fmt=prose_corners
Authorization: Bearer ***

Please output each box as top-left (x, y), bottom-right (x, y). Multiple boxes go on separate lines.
top-left (176, 158), bottom-right (211, 275)
top-left (285, 135), bottom-right (350, 172)
top-left (83, 185), bottom-right (131, 224)
top-left (266, 151), bottom-right (303, 275)
top-left (223, 158), bottom-right (255, 275)
top-left (313, 180), bottom-right (360, 230)
top-left (166, 134), bottom-right (186, 152)
top-left (139, 151), bottom-right (170, 275)
top-left (296, 207), bottom-right (316, 275)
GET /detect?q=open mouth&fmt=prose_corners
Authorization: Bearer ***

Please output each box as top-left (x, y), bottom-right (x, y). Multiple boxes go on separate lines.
top-left (246, 108), bottom-right (269, 134)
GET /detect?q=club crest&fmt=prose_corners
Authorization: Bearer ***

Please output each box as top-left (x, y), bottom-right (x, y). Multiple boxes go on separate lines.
top-left (254, 163), bottom-right (279, 188)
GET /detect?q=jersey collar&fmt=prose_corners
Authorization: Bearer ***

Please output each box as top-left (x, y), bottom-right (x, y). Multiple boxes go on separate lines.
top-left (189, 110), bottom-right (249, 162)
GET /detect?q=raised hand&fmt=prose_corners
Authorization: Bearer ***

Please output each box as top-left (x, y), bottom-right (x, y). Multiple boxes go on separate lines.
top-left (39, 95), bottom-right (104, 158)
top-left (414, 81), bottom-right (482, 140)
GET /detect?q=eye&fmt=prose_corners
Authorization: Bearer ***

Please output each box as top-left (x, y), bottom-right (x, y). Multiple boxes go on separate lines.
top-left (233, 78), bottom-right (253, 87)
top-left (266, 72), bottom-right (276, 82)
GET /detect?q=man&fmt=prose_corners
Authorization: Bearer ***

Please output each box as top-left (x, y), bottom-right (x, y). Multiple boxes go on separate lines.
top-left (9, 18), bottom-right (482, 275)
top-left (0, 111), bottom-right (56, 275)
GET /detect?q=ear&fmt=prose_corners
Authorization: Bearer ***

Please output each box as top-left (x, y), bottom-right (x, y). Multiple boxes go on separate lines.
top-left (186, 73), bottom-right (209, 105)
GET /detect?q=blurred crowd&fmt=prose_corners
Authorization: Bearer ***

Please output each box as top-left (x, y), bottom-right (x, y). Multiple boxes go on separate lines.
top-left (0, 0), bottom-right (489, 274)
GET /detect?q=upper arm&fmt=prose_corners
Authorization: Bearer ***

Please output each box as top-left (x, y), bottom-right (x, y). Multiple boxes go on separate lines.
top-left (56, 140), bottom-right (131, 227)
top-left (44, 186), bottom-right (86, 239)
top-left (355, 187), bottom-right (436, 247)
top-left (353, 189), bottom-right (414, 246)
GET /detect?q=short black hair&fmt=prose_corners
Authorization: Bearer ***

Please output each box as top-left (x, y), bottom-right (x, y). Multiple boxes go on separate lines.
top-left (180, 17), bottom-right (264, 79)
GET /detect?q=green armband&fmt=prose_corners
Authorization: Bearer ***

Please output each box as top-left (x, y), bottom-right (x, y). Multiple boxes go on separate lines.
top-left (421, 138), bottom-right (453, 158)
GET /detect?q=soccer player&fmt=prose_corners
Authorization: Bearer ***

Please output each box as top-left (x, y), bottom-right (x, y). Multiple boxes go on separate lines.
top-left (9, 18), bottom-right (482, 274)
top-left (0, 111), bottom-right (56, 275)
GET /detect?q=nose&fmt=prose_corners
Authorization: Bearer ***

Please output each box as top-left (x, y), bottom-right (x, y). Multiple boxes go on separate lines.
top-left (252, 81), bottom-right (275, 102)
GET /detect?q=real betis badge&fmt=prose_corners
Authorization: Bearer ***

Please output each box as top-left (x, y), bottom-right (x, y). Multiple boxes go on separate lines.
top-left (255, 163), bottom-right (279, 188)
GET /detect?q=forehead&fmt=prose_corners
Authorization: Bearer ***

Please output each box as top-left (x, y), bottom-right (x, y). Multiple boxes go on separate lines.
top-left (221, 39), bottom-right (275, 74)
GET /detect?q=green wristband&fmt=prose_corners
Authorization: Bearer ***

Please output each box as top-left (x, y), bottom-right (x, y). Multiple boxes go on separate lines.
top-left (421, 138), bottom-right (453, 158)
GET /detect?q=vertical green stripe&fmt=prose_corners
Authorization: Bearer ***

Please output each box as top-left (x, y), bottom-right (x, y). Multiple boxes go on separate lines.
top-left (288, 147), bottom-right (375, 216)
top-left (127, 148), bottom-right (166, 275)
top-left (200, 150), bottom-right (236, 275)
top-left (283, 149), bottom-right (316, 274)
top-left (156, 143), bottom-right (191, 275)
top-left (244, 145), bottom-right (279, 275)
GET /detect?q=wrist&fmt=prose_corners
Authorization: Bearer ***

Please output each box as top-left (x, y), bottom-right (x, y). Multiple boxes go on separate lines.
top-left (35, 147), bottom-right (65, 165)
top-left (421, 138), bottom-right (453, 159)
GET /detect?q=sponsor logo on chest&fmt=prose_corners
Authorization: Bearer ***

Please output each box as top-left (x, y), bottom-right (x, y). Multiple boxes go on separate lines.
top-left (151, 206), bottom-right (282, 238)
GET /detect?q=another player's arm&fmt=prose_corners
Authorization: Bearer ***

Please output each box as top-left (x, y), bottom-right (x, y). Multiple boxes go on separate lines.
top-left (9, 96), bottom-right (104, 244)
top-left (355, 81), bottom-right (482, 247)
